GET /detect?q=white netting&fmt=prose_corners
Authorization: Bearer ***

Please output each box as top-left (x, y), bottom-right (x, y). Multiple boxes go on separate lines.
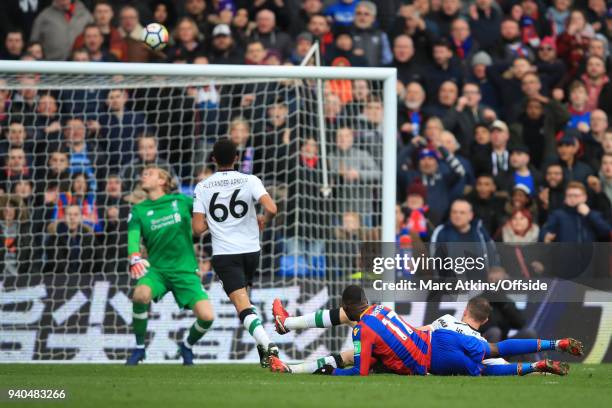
top-left (0, 68), bottom-right (389, 362)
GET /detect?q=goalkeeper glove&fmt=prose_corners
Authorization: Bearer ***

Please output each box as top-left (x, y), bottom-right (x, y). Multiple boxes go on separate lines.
top-left (313, 365), bottom-right (335, 375)
top-left (129, 253), bottom-right (150, 279)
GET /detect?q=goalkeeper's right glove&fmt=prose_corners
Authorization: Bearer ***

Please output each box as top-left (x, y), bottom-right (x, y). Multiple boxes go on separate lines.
top-left (129, 253), bottom-right (150, 279)
top-left (313, 365), bottom-right (335, 375)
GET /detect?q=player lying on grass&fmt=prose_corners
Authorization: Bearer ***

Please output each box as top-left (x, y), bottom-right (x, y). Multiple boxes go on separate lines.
top-left (192, 139), bottom-right (279, 367)
top-left (272, 296), bottom-right (521, 374)
top-left (126, 166), bottom-right (214, 366)
top-left (270, 286), bottom-right (583, 376)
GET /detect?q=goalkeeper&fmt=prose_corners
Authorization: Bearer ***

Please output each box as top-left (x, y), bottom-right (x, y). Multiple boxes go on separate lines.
top-left (126, 166), bottom-right (214, 366)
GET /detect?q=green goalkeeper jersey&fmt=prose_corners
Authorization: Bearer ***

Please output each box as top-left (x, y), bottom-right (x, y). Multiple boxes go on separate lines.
top-left (127, 193), bottom-right (198, 274)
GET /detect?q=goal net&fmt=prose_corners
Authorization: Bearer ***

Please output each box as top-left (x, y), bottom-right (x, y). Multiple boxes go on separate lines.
top-left (0, 62), bottom-right (396, 363)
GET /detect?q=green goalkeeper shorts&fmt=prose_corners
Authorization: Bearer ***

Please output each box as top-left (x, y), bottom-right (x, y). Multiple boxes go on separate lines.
top-left (137, 269), bottom-right (208, 310)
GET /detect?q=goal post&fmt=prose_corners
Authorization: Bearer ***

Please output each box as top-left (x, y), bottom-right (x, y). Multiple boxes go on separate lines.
top-left (0, 60), bottom-right (396, 363)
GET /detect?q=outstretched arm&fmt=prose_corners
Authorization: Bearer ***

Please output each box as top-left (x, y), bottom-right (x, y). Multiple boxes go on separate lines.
top-left (332, 325), bottom-right (374, 376)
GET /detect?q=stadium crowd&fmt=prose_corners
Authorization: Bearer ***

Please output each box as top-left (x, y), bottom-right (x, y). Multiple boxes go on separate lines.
top-left (1, 0), bottom-right (612, 280)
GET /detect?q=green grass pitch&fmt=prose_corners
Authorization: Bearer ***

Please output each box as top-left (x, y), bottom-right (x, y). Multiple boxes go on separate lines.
top-left (2, 364), bottom-right (612, 408)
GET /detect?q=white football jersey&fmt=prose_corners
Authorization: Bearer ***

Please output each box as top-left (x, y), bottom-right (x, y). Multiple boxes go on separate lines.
top-left (193, 171), bottom-right (267, 255)
top-left (430, 314), bottom-right (485, 340)
top-left (429, 314), bottom-right (508, 366)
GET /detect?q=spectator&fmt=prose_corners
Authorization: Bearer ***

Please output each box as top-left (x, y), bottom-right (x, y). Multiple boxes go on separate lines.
top-left (545, 0), bottom-right (571, 36)
top-left (389, 5), bottom-right (436, 64)
top-left (60, 117), bottom-right (99, 186)
top-left (97, 174), bottom-right (129, 273)
top-left (449, 18), bottom-right (479, 66)
top-left (119, 5), bottom-right (156, 62)
top-left (388, 35), bottom-right (422, 86)
top-left (53, 172), bottom-right (101, 232)
top-left (397, 81), bottom-right (427, 143)
top-left (480, 266), bottom-right (538, 341)
top-left (96, 89), bottom-right (146, 171)
top-left (151, 0), bottom-right (178, 32)
top-left (511, 95), bottom-right (569, 169)
top-left (515, 0), bottom-right (550, 46)
top-left (25, 42), bottom-right (45, 60)
top-left (289, 31), bottom-right (314, 65)
top-left (581, 56), bottom-right (609, 112)
top-left (324, 0), bottom-right (357, 29)
top-left (79, 24), bottom-right (118, 62)
top-left (555, 130), bottom-right (594, 184)
top-left (38, 151), bottom-right (71, 197)
top-left (566, 80), bottom-right (592, 130)
top-left (401, 182), bottom-right (434, 239)
top-left (250, 9), bottom-right (292, 61)
top-left (496, 145), bottom-right (542, 194)
top-left (33, 94), bottom-right (62, 162)
top-left (290, 0), bottom-right (324, 37)
top-left (120, 135), bottom-right (179, 193)
top-left (556, 9), bottom-right (595, 81)
top-left (183, 0), bottom-right (211, 35)
top-left (1, 122), bottom-right (33, 158)
top-left (166, 17), bottom-right (205, 62)
top-left (208, 24), bottom-right (243, 64)
top-left (225, 117), bottom-right (257, 174)
top-left (505, 183), bottom-right (538, 222)
top-left (423, 39), bottom-right (463, 101)
top-left (534, 36), bottom-right (566, 91)
top-left (329, 126), bottom-right (381, 222)
top-left (398, 146), bottom-right (466, 224)
top-left (592, 153), bottom-right (612, 205)
top-left (432, 0), bottom-right (461, 38)
top-left (488, 18), bottom-right (532, 64)
top-left (10, 75), bottom-right (40, 130)
top-left (307, 13), bottom-right (333, 55)
top-left (350, 1), bottom-right (392, 67)
top-left (0, 147), bottom-right (31, 194)
top-left (429, 198), bottom-right (497, 279)
top-left (342, 79), bottom-right (371, 120)
top-left (0, 194), bottom-right (35, 276)
top-left (583, 109), bottom-right (609, 170)
top-left (469, 51), bottom-right (499, 112)
top-left (44, 204), bottom-right (98, 274)
top-left (72, 1), bottom-right (127, 61)
top-left (489, 57), bottom-right (534, 121)
top-left (468, 0), bottom-right (502, 51)
top-left (1, 30), bottom-right (25, 60)
top-left (540, 181), bottom-right (611, 242)
top-left (501, 209), bottom-right (540, 243)
top-left (244, 40), bottom-right (266, 65)
top-left (443, 82), bottom-right (493, 152)
top-left (473, 120), bottom-right (511, 177)
top-left (30, 0), bottom-right (93, 61)
top-left (538, 163), bottom-right (566, 222)
top-left (325, 31), bottom-right (369, 68)
top-left (466, 174), bottom-right (507, 236)
top-left (440, 130), bottom-right (474, 195)
top-left (425, 80), bottom-right (458, 119)
top-left (284, 138), bottom-right (329, 276)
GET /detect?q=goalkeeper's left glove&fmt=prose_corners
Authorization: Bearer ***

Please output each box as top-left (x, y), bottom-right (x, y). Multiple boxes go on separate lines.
top-left (313, 365), bottom-right (335, 375)
top-left (129, 253), bottom-right (150, 279)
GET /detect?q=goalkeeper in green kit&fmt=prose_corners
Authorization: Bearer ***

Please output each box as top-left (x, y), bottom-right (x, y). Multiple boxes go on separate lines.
top-left (126, 166), bottom-right (214, 366)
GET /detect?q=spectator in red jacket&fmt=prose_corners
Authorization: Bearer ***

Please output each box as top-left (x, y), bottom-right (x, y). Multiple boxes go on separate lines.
top-left (72, 1), bottom-right (127, 61)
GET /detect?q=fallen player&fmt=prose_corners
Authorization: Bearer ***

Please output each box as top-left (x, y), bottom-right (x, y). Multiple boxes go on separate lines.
top-left (270, 286), bottom-right (583, 376)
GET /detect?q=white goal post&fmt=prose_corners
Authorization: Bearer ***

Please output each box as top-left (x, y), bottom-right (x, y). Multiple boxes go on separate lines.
top-left (0, 60), bottom-right (396, 363)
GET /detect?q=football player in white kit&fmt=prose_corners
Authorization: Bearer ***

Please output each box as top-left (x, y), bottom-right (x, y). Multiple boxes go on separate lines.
top-left (271, 297), bottom-right (570, 375)
top-left (192, 139), bottom-right (279, 367)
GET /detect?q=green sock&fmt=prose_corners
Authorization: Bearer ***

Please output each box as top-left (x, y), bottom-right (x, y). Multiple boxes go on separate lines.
top-left (185, 319), bottom-right (213, 347)
top-left (133, 303), bottom-right (149, 348)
